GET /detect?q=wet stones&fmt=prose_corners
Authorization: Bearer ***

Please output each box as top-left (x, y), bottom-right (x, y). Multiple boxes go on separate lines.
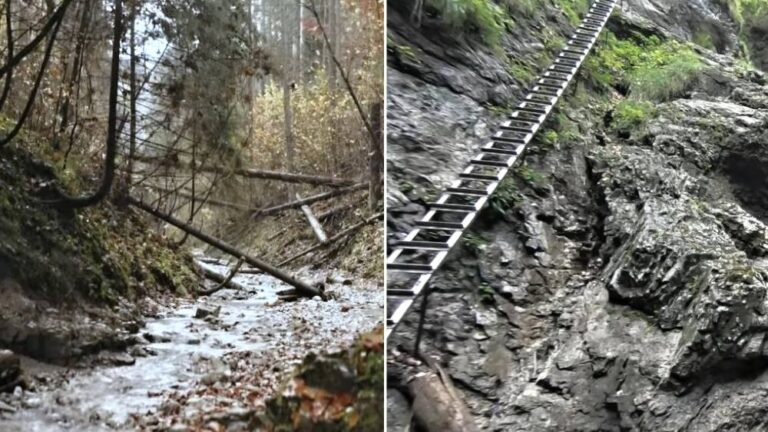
top-left (195, 304), bottom-right (221, 320)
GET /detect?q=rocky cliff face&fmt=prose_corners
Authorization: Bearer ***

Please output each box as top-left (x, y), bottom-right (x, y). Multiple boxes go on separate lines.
top-left (387, 0), bottom-right (768, 430)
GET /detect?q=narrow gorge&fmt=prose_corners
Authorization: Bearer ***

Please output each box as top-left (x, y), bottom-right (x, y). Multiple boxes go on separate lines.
top-left (386, 0), bottom-right (768, 430)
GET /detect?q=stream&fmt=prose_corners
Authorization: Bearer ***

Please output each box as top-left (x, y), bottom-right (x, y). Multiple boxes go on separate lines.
top-left (0, 260), bottom-right (383, 431)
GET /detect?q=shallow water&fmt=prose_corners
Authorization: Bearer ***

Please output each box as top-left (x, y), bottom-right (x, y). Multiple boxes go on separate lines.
top-left (0, 261), bottom-right (383, 431)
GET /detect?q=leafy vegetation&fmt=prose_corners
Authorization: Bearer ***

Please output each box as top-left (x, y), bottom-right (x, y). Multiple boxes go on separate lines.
top-left (554, 0), bottom-right (591, 26)
top-left (426, 0), bottom-right (510, 46)
top-left (717, 0), bottom-right (768, 63)
top-left (489, 177), bottom-right (521, 216)
top-left (464, 232), bottom-right (487, 256)
top-left (584, 32), bottom-right (704, 102)
top-left (612, 100), bottom-right (658, 133)
top-left (516, 165), bottom-right (547, 187)
top-left (693, 30), bottom-right (716, 50)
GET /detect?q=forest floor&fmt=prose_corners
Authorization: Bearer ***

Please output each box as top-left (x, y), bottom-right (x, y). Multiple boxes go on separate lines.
top-left (0, 137), bottom-right (384, 431)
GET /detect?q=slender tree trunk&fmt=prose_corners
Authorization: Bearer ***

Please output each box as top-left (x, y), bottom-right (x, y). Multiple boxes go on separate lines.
top-left (282, 2), bottom-right (296, 193)
top-left (58, 0), bottom-right (91, 140)
top-left (369, 101), bottom-right (383, 210)
top-left (127, 0), bottom-right (138, 187)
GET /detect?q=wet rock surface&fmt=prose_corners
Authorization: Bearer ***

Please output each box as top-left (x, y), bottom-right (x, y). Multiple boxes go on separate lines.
top-left (388, 0), bottom-right (768, 430)
top-left (0, 262), bottom-right (383, 431)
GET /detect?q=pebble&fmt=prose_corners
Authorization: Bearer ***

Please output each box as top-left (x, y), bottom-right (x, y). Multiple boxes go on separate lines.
top-left (22, 397), bottom-right (42, 409)
top-left (195, 305), bottom-right (221, 319)
top-left (0, 400), bottom-right (16, 413)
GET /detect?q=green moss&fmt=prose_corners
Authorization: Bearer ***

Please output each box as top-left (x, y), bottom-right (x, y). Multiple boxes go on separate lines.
top-left (506, 59), bottom-right (537, 85)
top-left (516, 165), bottom-right (547, 187)
top-left (693, 30), bottom-right (716, 50)
top-left (553, 0), bottom-right (591, 26)
top-left (612, 100), bottom-right (658, 133)
top-left (0, 140), bottom-right (196, 306)
top-left (504, 0), bottom-right (539, 18)
top-left (464, 232), bottom-right (487, 256)
top-left (478, 283), bottom-right (495, 304)
top-left (489, 177), bottom-right (521, 216)
top-left (541, 129), bottom-right (559, 146)
top-left (389, 39), bottom-right (420, 63)
top-left (426, 0), bottom-right (510, 47)
top-left (583, 32), bottom-right (704, 102)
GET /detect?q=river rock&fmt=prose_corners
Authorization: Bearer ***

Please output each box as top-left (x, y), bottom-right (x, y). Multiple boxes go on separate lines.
top-left (108, 353), bottom-right (136, 366)
top-left (0, 400), bottom-right (16, 414)
top-left (195, 305), bottom-right (221, 319)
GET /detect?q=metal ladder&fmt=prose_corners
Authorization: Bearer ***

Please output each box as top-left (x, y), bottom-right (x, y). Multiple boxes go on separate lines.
top-left (386, 0), bottom-right (618, 339)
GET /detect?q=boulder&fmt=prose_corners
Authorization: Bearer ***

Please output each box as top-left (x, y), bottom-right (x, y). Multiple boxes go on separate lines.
top-left (195, 305), bottom-right (221, 319)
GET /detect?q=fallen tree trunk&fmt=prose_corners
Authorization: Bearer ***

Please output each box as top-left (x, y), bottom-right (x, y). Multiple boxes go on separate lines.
top-left (316, 201), bottom-right (358, 221)
top-left (127, 196), bottom-right (324, 299)
top-left (278, 212), bottom-right (383, 266)
top-left (252, 183), bottom-right (367, 219)
top-left (297, 193), bottom-right (328, 243)
top-left (143, 185), bottom-right (248, 211)
top-left (409, 370), bottom-right (479, 432)
top-left (196, 259), bottom-right (246, 295)
top-left (131, 154), bottom-right (356, 187)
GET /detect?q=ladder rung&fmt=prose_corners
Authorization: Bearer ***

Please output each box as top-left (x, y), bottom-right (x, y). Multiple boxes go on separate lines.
top-left (387, 289), bottom-right (416, 297)
top-left (492, 135), bottom-right (526, 144)
top-left (395, 240), bottom-right (451, 251)
top-left (569, 40), bottom-right (591, 48)
top-left (429, 202), bottom-right (476, 212)
top-left (415, 220), bottom-right (464, 230)
top-left (562, 48), bottom-right (586, 56)
top-left (501, 125), bottom-right (535, 133)
top-left (447, 187), bottom-right (488, 196)
top-left (470, 159), bottom-right (509, 168)
top-left (387, 262), bottom-right (433, 273)
top-left (459, 172), bottom-right (501, 181)
top-left (482, 145), bottom-right (518, 155)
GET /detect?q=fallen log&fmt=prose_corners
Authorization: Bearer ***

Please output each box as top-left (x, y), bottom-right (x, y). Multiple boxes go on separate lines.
top-left (409, 370), bottom-right (479, 432)
top-left (127, 196), bottom-right (324, 299)
top-left (131, 154), bottom-right (356, 187)
top-left (145, 186), bottom-right (247, 212)
top-left (316, 201), bottom-right (358, 221)
top-left (196, 258), bottom-right (246, 295)
top-left (252, 183), bottom-right (367, 219)
top-left (278, 212), bottom-right (383, 266)
top-left (297, 193), bottom-right (328, 243)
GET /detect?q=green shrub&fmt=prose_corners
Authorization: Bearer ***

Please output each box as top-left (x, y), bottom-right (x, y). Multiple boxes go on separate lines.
top-left (489, 178), bottom-right (520, 215)
top-left (506, 59), bottom-right (537, 84)
top-left (504, 0), bottom-right (539, 18)
top-left (583, 32), bottom-right (704, 102)
top-left (629, 47), bottom-right (703, 101)
top-left (541, 129), bottom-right (559, 146)
top-left (516, 165), bottom-right (547, 187)
top-left (554, 0), bottom-right (591, 26)
top-left (427, 0), bottom-right (510, 47)
top-left (612, 100), bottom-right (657, 133)
top-left (692, 30), bottom-right (716, 50)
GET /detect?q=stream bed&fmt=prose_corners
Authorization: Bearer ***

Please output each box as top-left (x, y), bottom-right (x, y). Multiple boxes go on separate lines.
top-left (0, 261), bottom-right (383, 431)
